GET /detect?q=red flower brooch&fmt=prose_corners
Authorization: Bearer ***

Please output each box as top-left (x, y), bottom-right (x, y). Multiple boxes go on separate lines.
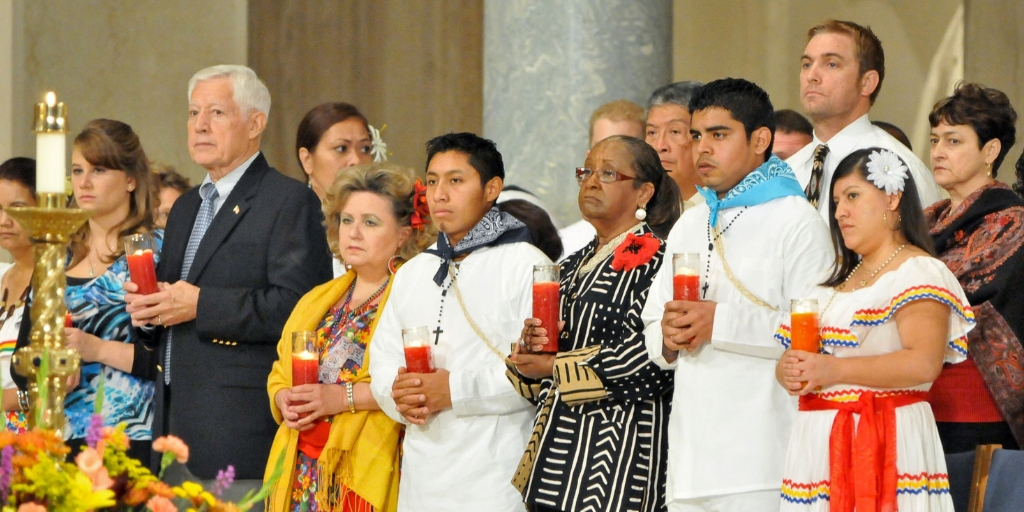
top-left (611, 232), bottom-right (660, 271)
top-left (410, 179), bottom-right (430, 230)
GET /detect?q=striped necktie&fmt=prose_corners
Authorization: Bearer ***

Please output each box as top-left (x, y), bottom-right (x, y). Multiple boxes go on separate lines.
top-left (804, 144), bottom-right (829, 208)
top-left (165, 182), bottom-right (218, 385)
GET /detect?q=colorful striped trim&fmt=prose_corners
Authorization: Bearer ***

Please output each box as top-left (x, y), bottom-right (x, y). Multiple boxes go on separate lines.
top-left (896, 472), bottom-right (951, 495)
top-left (949, 335), bottom-right (968, 357)
top-left (813, 388), bottom-right (926, 403)
top-left (781, 479), bottom-right (830, 504)
top-left (821, 326), bottom-right (858, 348)
top-left (0, 339), bottom-right (15, 355)
top-left (851, 285), bottom-right (975, 328)
top-left (775, 325), bottom-right (792, 350)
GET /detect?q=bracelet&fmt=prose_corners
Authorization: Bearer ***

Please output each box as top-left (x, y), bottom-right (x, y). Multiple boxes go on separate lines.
top-left (346, 382), bottom-right (356, 413)
top-left (17, 390), bottom-right (29, 412)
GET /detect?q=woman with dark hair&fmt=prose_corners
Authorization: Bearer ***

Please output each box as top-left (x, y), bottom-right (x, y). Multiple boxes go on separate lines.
top-left (776, 147), bottom-right (975, 511)
top-left (296, 102), bottom-right (383, 202)
top-left (17, 119), bottom-right (161, 461)
top-left (0, 158), bottom-right (36, 432)
top-left (922, 82), bottom-right (1024, 452)
top-left (507, 135), bottom-right (678, 512)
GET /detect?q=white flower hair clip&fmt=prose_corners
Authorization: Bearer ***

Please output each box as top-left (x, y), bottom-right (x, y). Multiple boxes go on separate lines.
top-left (866, 149), bottom-right (908, 195)
top-left (369, 124), bottom-right (388, 163)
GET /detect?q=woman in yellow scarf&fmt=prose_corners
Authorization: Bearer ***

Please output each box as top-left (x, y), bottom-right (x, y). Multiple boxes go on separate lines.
top-left (265, 163), bottom-right (434, 511)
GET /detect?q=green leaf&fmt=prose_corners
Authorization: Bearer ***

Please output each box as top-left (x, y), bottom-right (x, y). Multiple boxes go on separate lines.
top-left (238, 446), bottom-right (287, 510)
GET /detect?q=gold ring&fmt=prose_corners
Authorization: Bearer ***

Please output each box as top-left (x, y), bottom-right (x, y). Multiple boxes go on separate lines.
top-left (157, 315), bottom-right (163, 326)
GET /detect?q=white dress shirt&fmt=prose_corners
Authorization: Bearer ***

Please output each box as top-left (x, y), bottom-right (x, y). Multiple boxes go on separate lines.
top-left (786, 115), bottom-right (942, 221)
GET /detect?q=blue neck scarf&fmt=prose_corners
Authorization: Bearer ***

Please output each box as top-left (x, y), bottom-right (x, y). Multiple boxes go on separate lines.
top-left (698, 155), bottom-right (805, 227)
top-left (423, 207), bottom-right (532, 286)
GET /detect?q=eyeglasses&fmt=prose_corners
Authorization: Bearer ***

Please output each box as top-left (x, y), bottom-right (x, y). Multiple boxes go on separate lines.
top-left (575, 167), bottom-right (637, 185)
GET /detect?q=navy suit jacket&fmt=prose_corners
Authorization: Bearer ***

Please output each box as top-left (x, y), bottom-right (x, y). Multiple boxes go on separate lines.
top-left (153, 153), bottom-right (332, 479)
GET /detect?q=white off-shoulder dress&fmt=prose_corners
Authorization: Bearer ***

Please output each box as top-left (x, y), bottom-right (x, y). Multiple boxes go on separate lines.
top-left (776, 257), bottom-right (976, 511)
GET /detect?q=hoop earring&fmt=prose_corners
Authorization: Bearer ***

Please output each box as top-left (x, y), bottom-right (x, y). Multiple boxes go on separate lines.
top-left (388, 255), bottom-right (400, 275)
top-left (635, 204), bottom-right (647, 221)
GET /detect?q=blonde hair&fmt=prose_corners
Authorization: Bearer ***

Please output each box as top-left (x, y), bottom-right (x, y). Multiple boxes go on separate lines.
top-left (323, 163), bottom-right (436, 262)
top-left (589, 100), bottom-right (645, 143)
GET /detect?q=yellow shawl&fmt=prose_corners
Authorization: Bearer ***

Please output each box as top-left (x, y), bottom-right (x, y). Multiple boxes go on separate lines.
top-left (264, 271), bottom-right (401, 512)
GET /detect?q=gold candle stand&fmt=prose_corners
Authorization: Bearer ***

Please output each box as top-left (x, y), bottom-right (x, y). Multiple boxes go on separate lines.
top-left (9, 193), bottom-right (91, 433)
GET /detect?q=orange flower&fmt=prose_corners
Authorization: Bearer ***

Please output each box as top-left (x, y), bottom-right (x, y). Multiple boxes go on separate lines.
top-left (124, 487), bottom-right (151, 506)
top-left (147, 480), bottom-right (176, 499)
top-left (152, 435), bottom-right (189, 463)
top-left (17, 503), bottom-right (47, 512)
top-left (146, 496), bottom-right (176, 512)
top-left (75, 447), bottom-right (114, 491)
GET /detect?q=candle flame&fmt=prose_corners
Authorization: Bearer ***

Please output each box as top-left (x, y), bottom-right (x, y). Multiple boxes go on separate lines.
top-left (45, 92), bottom-right (56, 107)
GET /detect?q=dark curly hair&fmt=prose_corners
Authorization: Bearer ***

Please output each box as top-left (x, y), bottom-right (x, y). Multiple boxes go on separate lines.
top-left (929, 82), bottom-right (1017, 177)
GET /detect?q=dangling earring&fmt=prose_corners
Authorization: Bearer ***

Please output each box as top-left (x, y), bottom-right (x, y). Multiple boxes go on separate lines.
top-left (986, 162), bottom-right (993, 177)
top-left (388, 255), bottom-right (400, 275)
top-left (635, 204), bottom-right (647, 221)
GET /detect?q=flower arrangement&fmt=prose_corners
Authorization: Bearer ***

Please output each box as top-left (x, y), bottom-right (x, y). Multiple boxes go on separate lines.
top-left (2, 373), bottom-right (283, 511)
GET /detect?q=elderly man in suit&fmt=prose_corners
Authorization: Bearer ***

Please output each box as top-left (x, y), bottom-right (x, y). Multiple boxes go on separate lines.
top-left (126, 64), bottom-right (332, 503)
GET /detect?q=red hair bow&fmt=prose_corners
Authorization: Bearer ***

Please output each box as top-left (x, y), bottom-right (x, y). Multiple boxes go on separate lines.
top-left (410, 179), bottom-right (430, 230)
top-left (611, 232), bottom-right (660, 272)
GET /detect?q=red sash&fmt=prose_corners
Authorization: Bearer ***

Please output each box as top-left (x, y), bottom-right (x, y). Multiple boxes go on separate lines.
top-left (296, 418), bottom-right (332, 459)
top-left (799, 390), bottom-right (929, 512)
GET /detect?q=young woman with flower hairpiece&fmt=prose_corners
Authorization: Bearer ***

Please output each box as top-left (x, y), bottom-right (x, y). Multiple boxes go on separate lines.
top-left (265, 163), bottom-right (434, 512)
top-left (507, 136), bottom-right (679, 512)
top-left (775, 147), bottom-right (976, 512)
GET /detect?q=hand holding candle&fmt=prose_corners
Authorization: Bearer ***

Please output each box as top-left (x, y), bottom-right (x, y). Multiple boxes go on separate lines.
top-left (403, 326), bottom-right (435, 373)
top-left (291, 331), bottom-right (319, 418)
top-left (673, 253), bottom-right (701, 301)
top-left (531, 264), bottom-right (560, 353)
top-left (124, 233), bottom-right (159, 295)
top-left (790, 298), bottom-right (820, 390)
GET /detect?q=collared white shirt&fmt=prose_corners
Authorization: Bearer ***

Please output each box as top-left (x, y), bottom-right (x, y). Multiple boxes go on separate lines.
top-left (682, 188), bottom-right (706, 212)
top-left (199, 151), bottom-right (260, 216)
top-left (642, 196), bottom-right (833, 500)
top-left (786, 115), bottom-right (942, 221)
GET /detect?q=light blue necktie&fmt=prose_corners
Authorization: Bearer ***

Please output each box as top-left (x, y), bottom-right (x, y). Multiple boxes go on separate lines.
top-left (165, 183), bottom-right (218, 385)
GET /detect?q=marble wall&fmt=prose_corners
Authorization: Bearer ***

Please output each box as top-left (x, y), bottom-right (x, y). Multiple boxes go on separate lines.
top-left (0, 1), bottom-right (13, 161)
top-left (7, 0), bottom-right (247, 184)
top-left (484, 0), bottom-right (673, 225)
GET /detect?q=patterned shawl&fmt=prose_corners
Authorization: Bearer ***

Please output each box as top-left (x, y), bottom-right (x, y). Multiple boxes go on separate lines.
top-left (925, 181), bottom-right (1024, 446)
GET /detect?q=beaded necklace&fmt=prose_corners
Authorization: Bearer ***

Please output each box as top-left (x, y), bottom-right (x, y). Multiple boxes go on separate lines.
top-left (821, 244), bottom-right (907, 314)
top-left (341, 276), bottom-right (390, 320)
top-left (701, 207), bottom-right (748, 299)
top-left (432, 263), bottom-right (459, 345)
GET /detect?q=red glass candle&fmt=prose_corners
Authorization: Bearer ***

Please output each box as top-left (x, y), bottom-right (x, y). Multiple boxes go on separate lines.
top-left (404, 346), bottom-right (435, 373)
top-left (124, 233), bottom-right (159, 294)
top-left (532, 264), bottom-right (560, 353)
top-left (126, 250), bottom-right (159, 295)
top-left (673, 274), bottom-right (700, 301)
top-left (291, 331), bottom-right (319, 418)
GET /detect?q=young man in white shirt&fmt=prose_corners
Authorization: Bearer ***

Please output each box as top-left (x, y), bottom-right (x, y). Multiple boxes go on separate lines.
top-left (786, 19), bottom-right (941, 219)
top-left (643, 78), bottom-right (833, 511)
top-left (369, 133), bottom-right (551, 512)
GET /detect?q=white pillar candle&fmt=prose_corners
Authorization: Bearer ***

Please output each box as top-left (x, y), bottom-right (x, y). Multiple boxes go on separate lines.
top-left (34, 92), bottom-right (68, 195)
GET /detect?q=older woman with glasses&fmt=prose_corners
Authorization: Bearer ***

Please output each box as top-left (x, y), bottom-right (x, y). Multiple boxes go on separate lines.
top-left (507, 135), bottom-right (679, 512)
top-left (924, 83), bottom-right (1024, 452)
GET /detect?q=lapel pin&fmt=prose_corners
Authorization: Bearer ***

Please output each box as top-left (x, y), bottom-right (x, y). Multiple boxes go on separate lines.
top-left (233, 205), bottom-right (240, 214)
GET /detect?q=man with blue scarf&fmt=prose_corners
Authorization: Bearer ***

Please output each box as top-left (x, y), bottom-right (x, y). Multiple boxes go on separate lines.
top-left (642, 79), bottom-right (832, 511)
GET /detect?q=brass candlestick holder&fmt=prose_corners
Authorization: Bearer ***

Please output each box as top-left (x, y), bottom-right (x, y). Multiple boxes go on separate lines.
top-left (9, 194), bottom-right (91, 433)
top-left (8, 94), bottom-right (91, 434)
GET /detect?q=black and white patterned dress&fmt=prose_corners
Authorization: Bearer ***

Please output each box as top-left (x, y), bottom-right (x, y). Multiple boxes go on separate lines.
top-left (507, 224), bottom-right (673, 512)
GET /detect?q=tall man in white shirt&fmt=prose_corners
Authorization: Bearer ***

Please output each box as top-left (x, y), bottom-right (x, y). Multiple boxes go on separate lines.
top-left (642, 78), bottom-right (833, 511)
top-left (369, 133), bottom-right (551, 511)
top-left (786, 19), bottom-right (941, 220)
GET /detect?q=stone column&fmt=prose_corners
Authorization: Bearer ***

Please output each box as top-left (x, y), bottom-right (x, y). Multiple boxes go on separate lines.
top-left (484, 0), bottom-right (672, 225)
